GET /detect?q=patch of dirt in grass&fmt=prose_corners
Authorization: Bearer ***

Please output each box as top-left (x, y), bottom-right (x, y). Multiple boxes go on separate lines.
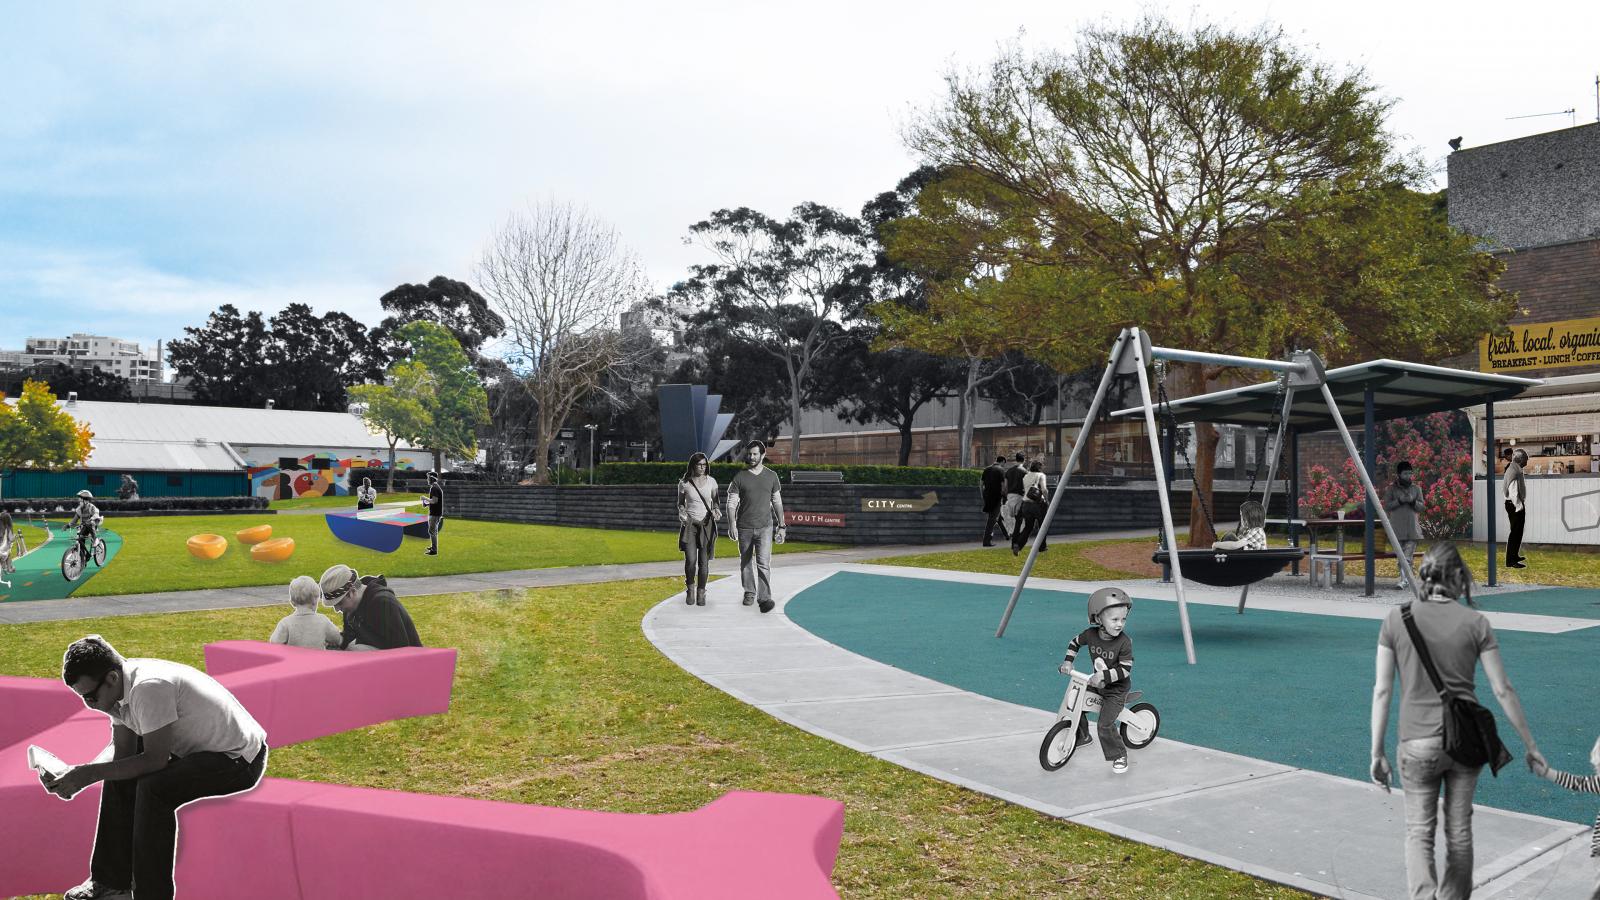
top-left (1080, 542), bottom-right (1162, 578)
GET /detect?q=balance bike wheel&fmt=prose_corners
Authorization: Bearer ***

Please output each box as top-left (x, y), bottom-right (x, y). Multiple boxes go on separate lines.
top-left (1120, 702), bottom-right (1160, 750)
top-left (1039, 719), bottom-right (1081, 771)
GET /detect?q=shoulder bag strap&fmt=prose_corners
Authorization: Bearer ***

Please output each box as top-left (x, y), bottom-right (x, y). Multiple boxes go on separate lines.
top-left (689, 479), bottom-right (714, 516)
top-left (1400, 603), bottom-right (1450, 699)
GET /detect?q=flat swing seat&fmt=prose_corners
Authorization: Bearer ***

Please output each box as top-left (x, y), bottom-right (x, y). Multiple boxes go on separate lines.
top-left (1151, 548), bottom-right (1306, 588)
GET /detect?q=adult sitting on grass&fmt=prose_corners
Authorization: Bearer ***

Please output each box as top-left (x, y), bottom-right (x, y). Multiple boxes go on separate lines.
top-left (319, 564), bottom-right (423, 651)
top-left (269, 575), bottom-right (343, 650)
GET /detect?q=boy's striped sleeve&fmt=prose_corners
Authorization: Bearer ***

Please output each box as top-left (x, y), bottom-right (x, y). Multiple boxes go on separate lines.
top-left (1549, 770), bottom-right (1600, 793)
top-left (1102, 643), bottom-right (1134, 684)
top-left (1061, 633), bottom-right (1082, 665)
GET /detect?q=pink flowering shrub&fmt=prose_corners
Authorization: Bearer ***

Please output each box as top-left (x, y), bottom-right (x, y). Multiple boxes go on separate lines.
top-left (1298, 412), bottom-right (1473, 538)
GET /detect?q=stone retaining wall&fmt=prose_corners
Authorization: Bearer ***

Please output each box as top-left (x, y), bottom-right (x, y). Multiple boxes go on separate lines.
top-left (437, 482), bottom-right (1289, 546)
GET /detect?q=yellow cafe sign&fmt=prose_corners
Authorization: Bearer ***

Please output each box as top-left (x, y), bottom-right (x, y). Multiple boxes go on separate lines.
top-left (1480, 316), bottom-right (1600, 373)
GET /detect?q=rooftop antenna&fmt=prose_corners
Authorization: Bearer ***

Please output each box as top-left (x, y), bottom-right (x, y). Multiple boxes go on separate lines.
top-left (1506, 108), bottom-right (1577, 127)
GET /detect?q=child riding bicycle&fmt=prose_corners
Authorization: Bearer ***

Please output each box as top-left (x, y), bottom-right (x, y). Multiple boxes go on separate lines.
top-left (69, 490), bottom-right (102, 543)
top-left (1058, 586), bottom-right (1137, 774)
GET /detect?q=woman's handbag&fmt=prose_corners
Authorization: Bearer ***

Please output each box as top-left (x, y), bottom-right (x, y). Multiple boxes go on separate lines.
top-left (1400, 603), bottom-right (1513, 775)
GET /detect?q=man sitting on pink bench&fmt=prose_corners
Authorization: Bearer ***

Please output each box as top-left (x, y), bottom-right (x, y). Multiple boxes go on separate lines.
top-left (318, 564), bottom-right (422, 651)
top-left (39, 635), bottom-right (269, 900)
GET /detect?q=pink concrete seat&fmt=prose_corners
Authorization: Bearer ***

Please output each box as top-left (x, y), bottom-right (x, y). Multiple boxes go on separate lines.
top-left (1, 643), bottom-right (847, 899)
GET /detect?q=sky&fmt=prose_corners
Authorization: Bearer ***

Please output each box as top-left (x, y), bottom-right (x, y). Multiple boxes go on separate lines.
top-left (3, 1), bottom-right (1598, 366)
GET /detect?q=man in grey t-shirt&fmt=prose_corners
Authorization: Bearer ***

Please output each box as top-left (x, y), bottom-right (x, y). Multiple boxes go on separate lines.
top-left (726, 440), bottom-right (784, 613)
top-left (41, 635), bottom-right (268, 900)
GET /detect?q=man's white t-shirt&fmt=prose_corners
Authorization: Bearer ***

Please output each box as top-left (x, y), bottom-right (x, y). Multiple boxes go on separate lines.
top-left (109, 658), bottom-right (267, 762)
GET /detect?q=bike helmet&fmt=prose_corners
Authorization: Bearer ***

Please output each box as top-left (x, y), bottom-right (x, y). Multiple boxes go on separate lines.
top-left (76, 490), bottom-right (93, 500)
top-left (1087, 587), bottom-right (1132, 624)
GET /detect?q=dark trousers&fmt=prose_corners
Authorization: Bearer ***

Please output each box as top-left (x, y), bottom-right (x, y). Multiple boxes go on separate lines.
top-left (1075, 683), bottom-right (1129, 760)
top-left (428, 516), bottom-right (441, 552)
top-left (90, 746), bottom-right (266, 900)
top-left (1011, 508), bottom-right (1047, 552)
top-left (983, 505), bottom-right (1007, 542)
top-left (1504, 501), bottom-right (1525, 563)
top-left (683, 520), bottom-right (714, 589)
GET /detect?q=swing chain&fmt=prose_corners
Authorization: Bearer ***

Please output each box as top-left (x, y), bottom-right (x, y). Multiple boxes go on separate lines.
top-left (1247, 371), bottom-right (1289, 497)
top-left (1154, 361), bottom-right (1217, 534)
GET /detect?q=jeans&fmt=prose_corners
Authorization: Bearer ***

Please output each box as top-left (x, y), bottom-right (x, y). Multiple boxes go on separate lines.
top-left (1000, 494), bottom-right (1022, 538)
top-left (683, 519), bottom-right (714, 590)
top-left (1398, 735), bottom-right (1482, 900)
top-left (1504, 501), bottom-right (1525, 563)
top-left (1074, 683), bottom-right (1129, 760)
top-left (1398, 540), bottom-right (1418, 586)
top-left (90, 745), bottom-right (268, 900)
top-left (428, 516), bottom-right (442, 552)
top-left (737, 526), bottom-right (772, 602)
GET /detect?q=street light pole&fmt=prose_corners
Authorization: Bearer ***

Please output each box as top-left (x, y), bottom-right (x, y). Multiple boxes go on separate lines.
top-left (585, 424), bottom-right (598, 485)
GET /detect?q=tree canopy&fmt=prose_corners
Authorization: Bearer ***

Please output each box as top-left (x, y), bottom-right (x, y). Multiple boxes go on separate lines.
top-left (392, 320), bottom-right (488, 472)
top-left (167, 303), bottom-right (385, 411)
top-left (0, 381), bottom-right (95, 492)
top-left (375, 276), bottom-right (506, 370)
top-left (349, 361), bottom-right (435, 492)
top-left (885, 18), bottom-right (1516, 541)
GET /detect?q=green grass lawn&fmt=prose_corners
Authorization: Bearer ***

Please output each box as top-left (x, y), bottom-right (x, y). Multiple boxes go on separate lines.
top-left (0, 578), bottom-right (1308, 899)
top-left (268, 491), bottom-right (424, 510)
top-left (872, 531), bottom-right (1600, 590)
top-left (55, 516), bottom-right (842, 597)
top-left (866, 535), bottom-right (1180, 582)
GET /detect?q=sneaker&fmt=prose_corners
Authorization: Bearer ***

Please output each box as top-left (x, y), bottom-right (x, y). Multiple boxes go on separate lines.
top-left (1111, 756), bottom-right (1128, 774)
top-left (758, 599), bottom-right (775, 614)
top-left (1075, 730), bottom-right (1093, 748)
top-left (424, 548), bottom-right (437, 556)
top-left (742, 594), bottom-right (755, 606)
top-left (65, 880), bottom-right (132, 900)
top-left (1508, 561), bottom-right (1526, 569)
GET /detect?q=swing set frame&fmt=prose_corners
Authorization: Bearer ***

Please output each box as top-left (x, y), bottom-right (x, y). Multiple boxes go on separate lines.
top-left (994, 327), bottom-right (1423, 665)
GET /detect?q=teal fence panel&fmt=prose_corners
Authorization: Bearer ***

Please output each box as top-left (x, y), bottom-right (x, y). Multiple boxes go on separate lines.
top-left (0, 469), bottom-right (249, 499)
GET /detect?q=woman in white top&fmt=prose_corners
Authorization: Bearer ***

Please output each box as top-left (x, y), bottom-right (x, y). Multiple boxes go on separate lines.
top-left (1011, 460), bottom-right (1050, 556)
top-left (677, 453), bottom-right (722, 607)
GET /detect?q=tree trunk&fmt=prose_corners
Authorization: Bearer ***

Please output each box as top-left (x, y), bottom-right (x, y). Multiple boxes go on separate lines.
top-left (1183, 366), bottom-right (1220, 547)
top-left (431, 448), bottom-right (442, 475)
top-left (898, 423), bottom-right (913, 467)
top-left (385, 439), bottom-right (397, 493)
top-left (959, 357), bottom-right (979, 468)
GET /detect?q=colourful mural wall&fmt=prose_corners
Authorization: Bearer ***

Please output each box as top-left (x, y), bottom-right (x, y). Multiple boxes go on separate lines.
top-left (246, 451), bottom-right (422, 501)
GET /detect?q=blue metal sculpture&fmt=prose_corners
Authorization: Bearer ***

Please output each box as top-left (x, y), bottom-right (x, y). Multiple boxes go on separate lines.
top-left (658, 384), bottom-right (736, 461)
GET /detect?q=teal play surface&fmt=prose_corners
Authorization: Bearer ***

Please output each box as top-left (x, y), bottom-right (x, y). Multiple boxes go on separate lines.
top-left (0, 526), bottom-right (124, 603)
top-left (1475, 587), bottom-right (1600, 620)
top-left (786, 571), bottom-right (1600, 826)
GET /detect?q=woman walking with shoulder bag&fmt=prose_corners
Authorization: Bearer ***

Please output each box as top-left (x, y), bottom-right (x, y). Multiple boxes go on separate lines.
top-left (677, 453), bottom-right (722, 607)
top-left (1369, 542), bottom-right (1544, 899)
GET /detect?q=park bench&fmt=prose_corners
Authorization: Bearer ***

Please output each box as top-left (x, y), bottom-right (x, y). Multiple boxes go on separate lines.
top-left (1, 643), bottom-right (845, 899)
top-left (1309, 550), bottom-right (1423, 588)
top-left (790, 470), bottom-right (844, 484)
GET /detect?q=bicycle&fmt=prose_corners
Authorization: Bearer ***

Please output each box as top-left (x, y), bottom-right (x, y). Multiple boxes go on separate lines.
top-left (60, 520), bottom-right (107, 582)
top-left (1038, 665), bottom-right (1161, 770)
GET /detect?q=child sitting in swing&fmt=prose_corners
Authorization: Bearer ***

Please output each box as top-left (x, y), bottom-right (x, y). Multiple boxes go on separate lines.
top-left (1212, 500), bottom-right (1267, 551)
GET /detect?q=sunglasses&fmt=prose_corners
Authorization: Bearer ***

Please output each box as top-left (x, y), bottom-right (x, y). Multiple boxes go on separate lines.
top-left (322, 574), bottom-right (358, 604)
top-left (76, 671), bottom-right (112, 706)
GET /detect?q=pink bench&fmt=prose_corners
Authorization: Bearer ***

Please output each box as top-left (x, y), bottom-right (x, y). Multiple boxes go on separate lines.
top-left (2, 642), bottom-right (845, 898)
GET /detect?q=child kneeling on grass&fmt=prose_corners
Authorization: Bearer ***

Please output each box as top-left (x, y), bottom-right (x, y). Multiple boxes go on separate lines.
top-left (1058, 587), bottom-right (1136, 774)
top-left (1531, 734), bottom-right (1600, 897)
top-left (269, 575), bottom-right (343, 650)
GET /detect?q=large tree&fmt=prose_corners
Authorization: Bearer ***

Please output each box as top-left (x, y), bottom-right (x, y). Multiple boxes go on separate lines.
top-left (476, 201), bottom-right (652, 483)
top-left (166, 304), bottom-right (274, 408)
top-left (373, 276), bottom-right (506, 370)
top-left (348, 361), bottom-right (435, 492)
top-left (673, 204), bottom-right (872, 461)
top-left (392, 321), bottom-right (488, 472)
top-left (0, 380), bottom-right (95, 499)
top-left (889, 19), bottom-right (1515, 543)
top-left (168, 303), bottom-right (384, 411)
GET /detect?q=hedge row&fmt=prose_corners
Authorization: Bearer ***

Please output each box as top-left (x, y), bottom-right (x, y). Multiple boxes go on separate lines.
top-left (0, 496), bottom-right (269, 515)
top-left (594, 462), bottom-right (981, 486)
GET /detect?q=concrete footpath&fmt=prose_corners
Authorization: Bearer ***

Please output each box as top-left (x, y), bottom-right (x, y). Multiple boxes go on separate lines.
top-left (643, 563), bottom-right (1599, 900)
top-left (0, 539), bottom-right (1022, 625)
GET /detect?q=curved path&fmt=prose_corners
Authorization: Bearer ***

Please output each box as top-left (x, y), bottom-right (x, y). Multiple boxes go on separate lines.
top-left (0, 526), bottom-right (124, 603)
top-left (643, 563), bottom-right (1599, 900)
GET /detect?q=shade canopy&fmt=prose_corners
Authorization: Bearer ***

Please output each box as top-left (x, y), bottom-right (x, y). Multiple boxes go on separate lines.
top-left (1112, 358), bottom-right (1541, 430)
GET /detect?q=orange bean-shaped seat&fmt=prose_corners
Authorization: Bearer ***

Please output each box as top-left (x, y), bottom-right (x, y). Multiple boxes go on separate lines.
top-left (236, 524), bottom-right (273, 544)
top-left (187, 534), bottom-right (228, 560)
top-left (250, 537), bottom-right (295, 562)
